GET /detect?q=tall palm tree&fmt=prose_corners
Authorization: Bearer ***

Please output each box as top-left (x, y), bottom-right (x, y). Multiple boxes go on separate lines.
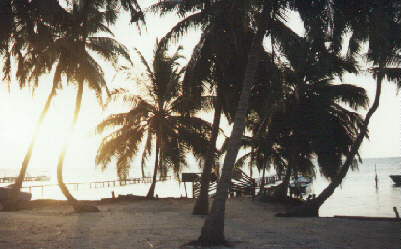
top-left (42, 1), bottom-right (133, 209)
top-left (9, 1), bottom-right (71, 202)
top-left (275, 33), bottom-right (369, 199)
top-left (0, 1), bottom-right (71, 208)
top-left (284, 0), bottom-right (401, 217)
top-left (151, 0), bottom-right (295, 243)
top-left (232, 36), bottom-right (369, 201)
top-left (196, 0), bottom-right (286, 245)
top-left (96, 40), bottom-right (212, 198)
top-left (4, 0), bottom-right (142, 208)
top-left (150, 0), bottom-right (281, 216)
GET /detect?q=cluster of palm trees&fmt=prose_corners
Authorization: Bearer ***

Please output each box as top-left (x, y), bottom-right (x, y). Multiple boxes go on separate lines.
top-left (2, 0), bottom-right (141, 210)
top-left (2, 0), bottom-right (401, 246)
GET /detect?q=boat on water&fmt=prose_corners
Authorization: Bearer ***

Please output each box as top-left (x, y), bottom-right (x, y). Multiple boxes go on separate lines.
top-left (35, 175), bottom-right (50, 181)
top-left (389, 175), bottom-right (401, 185)
top-left (0, 186), bottom-right (32, 201)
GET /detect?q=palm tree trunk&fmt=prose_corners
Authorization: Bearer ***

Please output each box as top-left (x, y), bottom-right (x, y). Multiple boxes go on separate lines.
top-left (12, 84), bottom-right (57, 196)
top-left (146, 136), bottom-right (160, 199)
top-left (198, 11), bottom-right (268, 245)
top-left (141, 163), bottom-right (145, 178)
top-left (57, 82), bottom-right (84, 205)
top-left (193, 94), bottom-right (222, 215)
top-left (273, 142), bottom-right (297, 199)
top-left (249, 148), bottom-right (254, 178)
top-left (260, 162), bottom-right (267, 194)
top-left (284, 68), bottom-right (384, 217)
top-left (273, 166), bottom-right (291, 199)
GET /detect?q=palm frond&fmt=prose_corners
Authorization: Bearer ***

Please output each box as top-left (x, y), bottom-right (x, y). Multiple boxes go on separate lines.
top-left (158, 11), bottom-right (208, 49)
top-left (96, 112), bottom-right (133, 134)
top-left (87, 36), bottom-right (132, 66)
top-left (134, 47), bottom-right (155, 81)
top-left (373, 67), bottom-right (401, 89)
top-left (316, 83), bottom-right (369, 110)
top-left (234, 152), bottom-right (252, 169)
top-left (96, 125), bottom-right (145, 171)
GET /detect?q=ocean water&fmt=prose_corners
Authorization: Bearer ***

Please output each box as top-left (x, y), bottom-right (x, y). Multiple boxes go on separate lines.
top-left (315, 157), bottom-right (401, 217)
top-left (0, 157), bottom-right (400, 217)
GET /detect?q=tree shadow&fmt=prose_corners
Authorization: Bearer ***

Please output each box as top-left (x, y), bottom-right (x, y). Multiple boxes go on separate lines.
top-left (181, 240), bottom-right (245, 248)
top-left (69, 205), bottom-right (103, 249)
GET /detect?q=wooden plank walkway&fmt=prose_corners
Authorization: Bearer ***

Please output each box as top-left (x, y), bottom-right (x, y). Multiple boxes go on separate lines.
top-left (263, 175), bottom-right (281, 185)
top-left (0, 176), bottom-right (49, 183)
top-left (11, 176), bottom-right (172, 193)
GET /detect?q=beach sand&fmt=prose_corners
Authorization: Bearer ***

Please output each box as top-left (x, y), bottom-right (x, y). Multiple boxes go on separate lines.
top-left (0, 198), bottom-right (399, 249)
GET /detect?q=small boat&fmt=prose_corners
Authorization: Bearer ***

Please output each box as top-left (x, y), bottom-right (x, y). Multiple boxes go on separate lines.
top-left (389, 175), bottom-right (401, 185)
top-left (35, 175), bottom-right (50, 181)
top-left (0, 187), bottom-right (32, 201)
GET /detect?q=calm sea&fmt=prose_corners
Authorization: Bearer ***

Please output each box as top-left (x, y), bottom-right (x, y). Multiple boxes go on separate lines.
top-left (0, 157), bottom-right (400, 217)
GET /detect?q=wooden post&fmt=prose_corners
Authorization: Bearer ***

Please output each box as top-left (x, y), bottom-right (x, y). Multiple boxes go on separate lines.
top-left (374, 164), bottom-right (378, 190)
top-left (192, 182), bottom-right (195, 199)
top-left (184, 182), bottom-right (188, 198)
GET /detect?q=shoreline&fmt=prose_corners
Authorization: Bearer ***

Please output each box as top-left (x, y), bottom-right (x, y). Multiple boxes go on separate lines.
top-left (3, 195), bottom-right (400, 219)
top-left (0, 198), bottom-right (399, 249)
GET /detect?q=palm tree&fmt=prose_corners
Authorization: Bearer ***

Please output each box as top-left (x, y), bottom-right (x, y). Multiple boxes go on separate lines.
top-left (0, 1), bottom-right (72, 208)
top-left (184, 12), bottom-right (256, 215)
top-left (282, 0), bottom-right (401, 217)
top-left (196, 0), bottom-right (287, 244)
top-left (232, 35), bottom-right (369, 202)
top-left (3, 0), bottom-right (142, 208)
top-left (96, 40), bottom-right (212, 198)
top-left (151, 0), bottom-right (295, 243)
top-left (9, 1), bottom-right (71, 202)
top-left (41, 1), bottom-right (133, 209)
top-left (276, 33), bottom-right (369, 198)
top-left (150, 0), bottom-right (279, 215)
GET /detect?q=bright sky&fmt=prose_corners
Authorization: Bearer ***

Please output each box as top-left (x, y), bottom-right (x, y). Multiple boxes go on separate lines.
top-left (0, 1), bottom-right (399, 179)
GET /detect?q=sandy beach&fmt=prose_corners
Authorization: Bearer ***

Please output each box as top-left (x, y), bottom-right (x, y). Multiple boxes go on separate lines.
top-left (0, 198), bottom-right (399, 249)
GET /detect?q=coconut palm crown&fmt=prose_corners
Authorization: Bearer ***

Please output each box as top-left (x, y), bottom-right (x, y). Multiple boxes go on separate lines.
top-left (96, 40), bottom-right (212, 198)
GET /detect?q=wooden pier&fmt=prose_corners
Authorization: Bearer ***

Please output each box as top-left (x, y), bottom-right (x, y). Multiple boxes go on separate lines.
top-left (88, 176), bottom-right (169, 188)
top-left (17, 176), bottom-right (172, 193)
top-left (263, 175), bottom-right (281, 185)
top-left (0, 176), bottom-right (50, 183)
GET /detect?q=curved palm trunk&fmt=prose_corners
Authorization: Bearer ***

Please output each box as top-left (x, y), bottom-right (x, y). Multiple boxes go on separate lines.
top-left (284, 70), bottom-right (384, 217)
top-left (193, 95), bottom-right (222, 215)
top-left (146, 136), bottom-right (160, 199)
top-left (12, 84), bottom-right (57, 198)
top-left (57, 81), bottom-right (84, 205)
top-left (198, 16), bottom-right (268, 245)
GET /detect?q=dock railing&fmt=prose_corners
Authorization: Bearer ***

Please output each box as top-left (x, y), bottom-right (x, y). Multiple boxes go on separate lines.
top-left (8, 176), bottom-right (172, 193)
